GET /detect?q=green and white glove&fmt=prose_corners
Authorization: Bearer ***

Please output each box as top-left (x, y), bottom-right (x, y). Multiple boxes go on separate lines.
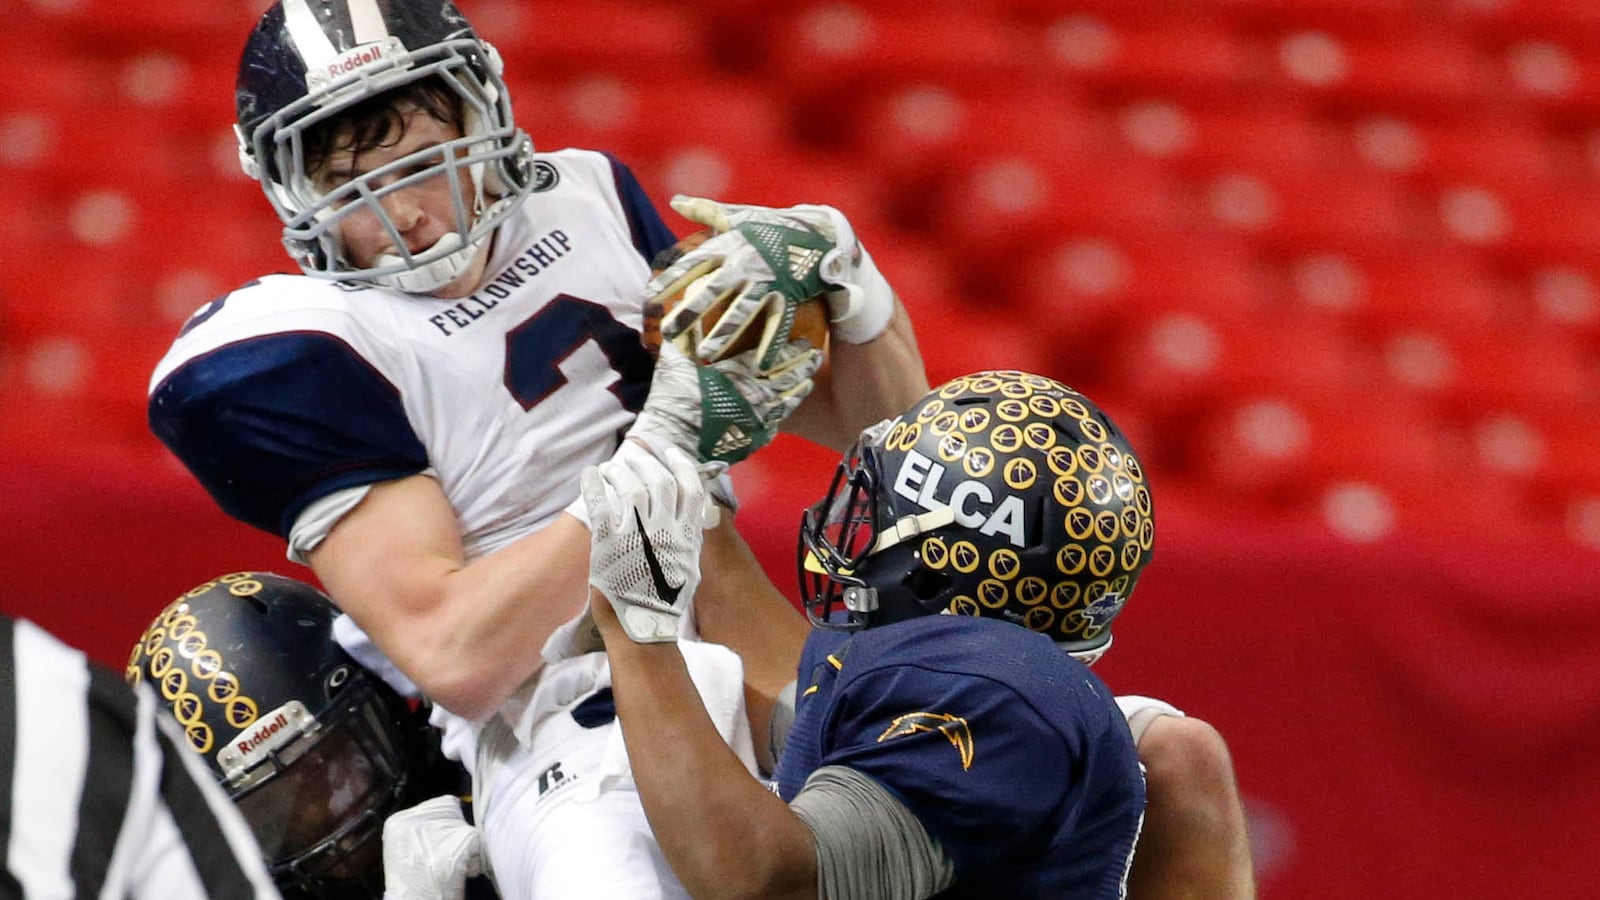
top-left (629, 340), bottom-right (820, 465)
top-left (582, 445), bottom-right (710, 644)
top-left (651, 195), bottom-right (898, 366)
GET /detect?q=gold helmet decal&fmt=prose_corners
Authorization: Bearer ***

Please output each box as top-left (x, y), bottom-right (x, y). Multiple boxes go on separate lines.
top-left (129, 572), bottom-right (271, 762)
top-left (884, 372), bottom-right (1152, 646)
top-left (803, 371), bottom-right (1152, 657)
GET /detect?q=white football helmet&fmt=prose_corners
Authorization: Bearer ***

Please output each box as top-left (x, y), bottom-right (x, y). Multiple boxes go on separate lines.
top-left (234, 0), bottom-right (534, 292)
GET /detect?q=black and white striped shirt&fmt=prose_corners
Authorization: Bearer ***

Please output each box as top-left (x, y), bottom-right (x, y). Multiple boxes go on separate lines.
top-left (0, 615), bottom-right (282, 899)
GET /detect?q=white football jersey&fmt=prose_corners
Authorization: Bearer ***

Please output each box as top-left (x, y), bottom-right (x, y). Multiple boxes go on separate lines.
top-left (151, 149), bottom-right (672, 553)
top-left (149, 149), bottom-right (676, 749)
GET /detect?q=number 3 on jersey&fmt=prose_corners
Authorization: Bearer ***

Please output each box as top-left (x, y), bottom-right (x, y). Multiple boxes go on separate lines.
top-left (504, 294), bottom-right (652, 414)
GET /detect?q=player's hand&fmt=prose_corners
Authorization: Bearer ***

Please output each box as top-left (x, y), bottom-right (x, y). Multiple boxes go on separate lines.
top-left (629, 340), bottom-right (820, 465)
top-left (653, 196), bottom-right (898, 364)
top-left (582, 444), bottom-right (710, 643)
top-left (381, 795), bottom-right (484, 900)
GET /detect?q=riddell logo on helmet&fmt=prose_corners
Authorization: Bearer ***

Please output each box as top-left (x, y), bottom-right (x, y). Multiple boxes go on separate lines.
top-left (326, 43), bottom-right (386, 80)
top-left (235, 712), bottom-right (290, 756)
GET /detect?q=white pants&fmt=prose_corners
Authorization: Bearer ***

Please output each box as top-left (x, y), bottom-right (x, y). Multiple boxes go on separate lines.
top-left (476, 642), bottom-right (755, 900)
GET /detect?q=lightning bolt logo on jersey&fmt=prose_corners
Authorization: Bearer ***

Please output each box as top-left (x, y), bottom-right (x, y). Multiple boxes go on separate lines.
top-left (878, 711), bottom-right (975, 770)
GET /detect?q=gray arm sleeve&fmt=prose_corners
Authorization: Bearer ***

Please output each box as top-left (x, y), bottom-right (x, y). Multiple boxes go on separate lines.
top-left (788, 765), bottom-right (956, 900)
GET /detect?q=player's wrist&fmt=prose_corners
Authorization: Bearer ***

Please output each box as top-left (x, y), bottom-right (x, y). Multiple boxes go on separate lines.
top-left (822, 244), bottom-right (896, 345)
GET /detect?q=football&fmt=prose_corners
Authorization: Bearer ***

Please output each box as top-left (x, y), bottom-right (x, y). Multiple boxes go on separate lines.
top-left (641, 229), bottom-right (830, 363)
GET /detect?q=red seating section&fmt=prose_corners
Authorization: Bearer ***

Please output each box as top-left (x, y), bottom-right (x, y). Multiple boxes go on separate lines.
top-left (5, 0), bottom-right (1600, 552)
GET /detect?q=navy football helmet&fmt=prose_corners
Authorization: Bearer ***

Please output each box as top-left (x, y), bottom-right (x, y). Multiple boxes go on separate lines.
top-left (235, 0), bottom-right (534, 292)
top-left (127, 572), bottom-right (450, 899)
top-left (799, 371), bottom-right (1155, 664)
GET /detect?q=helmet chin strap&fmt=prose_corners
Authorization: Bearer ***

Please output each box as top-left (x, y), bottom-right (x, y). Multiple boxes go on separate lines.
top-left (1065, 633), bottom-right (1112, 667)
top-left (372, 231), bottom-right (478, 293)
top-left (368, 163), bottom-right (519, 294)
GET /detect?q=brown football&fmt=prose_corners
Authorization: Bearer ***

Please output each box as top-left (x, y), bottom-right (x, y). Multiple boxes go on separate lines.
top-left (641, 228), bottom-right (830, 362)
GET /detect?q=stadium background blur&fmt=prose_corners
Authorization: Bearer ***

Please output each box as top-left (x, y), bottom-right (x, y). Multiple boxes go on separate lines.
top-left (4, 1), bottom-right (1599, 896)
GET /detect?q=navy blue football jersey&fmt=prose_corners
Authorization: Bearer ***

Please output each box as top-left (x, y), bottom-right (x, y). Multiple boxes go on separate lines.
top-left (774, 616), bottom-right (1144, 898)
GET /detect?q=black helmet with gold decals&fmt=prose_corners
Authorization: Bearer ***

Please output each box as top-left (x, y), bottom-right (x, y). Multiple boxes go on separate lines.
top-left (127, 572), bottom-right (444, 899)
top-left (799, 371), bottom-right (1154, 665)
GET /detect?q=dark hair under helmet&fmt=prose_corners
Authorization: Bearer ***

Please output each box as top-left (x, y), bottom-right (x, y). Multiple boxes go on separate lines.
top-left (127, 572), bottom-right (447, 899)
top-left (799, 371), bottom-right (1155, 664)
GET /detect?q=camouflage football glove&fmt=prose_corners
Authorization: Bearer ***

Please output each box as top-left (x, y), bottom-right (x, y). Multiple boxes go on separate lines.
top-left (582, 445), bottom-right (710, 644)
top-left (650, 196), bottom-right (898, 368)
top-left (628, 340), bottom-right (820, 465)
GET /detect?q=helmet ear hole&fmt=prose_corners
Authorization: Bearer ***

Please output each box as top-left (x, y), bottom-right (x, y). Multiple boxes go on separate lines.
top-left (903, 567), bottom-right (950, 601)
top-left (326, 665), bottom-right (352, 697)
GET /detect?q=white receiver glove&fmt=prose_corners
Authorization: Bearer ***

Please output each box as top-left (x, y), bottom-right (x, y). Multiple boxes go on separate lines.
top-left (652, 195), bottom-right (898, 364)
top-left (628, 339), bottom-right (820, 465)
top-left (583, 445), bottom-right (711, 643)
top-left (381, 795), bottom-right (484, 900)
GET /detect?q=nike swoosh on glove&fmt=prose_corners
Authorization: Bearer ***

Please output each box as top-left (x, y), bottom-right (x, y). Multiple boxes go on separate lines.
top-left (582, 445), bottom-right (709, 643)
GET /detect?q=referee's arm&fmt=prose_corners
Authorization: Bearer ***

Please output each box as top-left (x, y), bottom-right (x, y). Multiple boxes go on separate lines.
top-left (0, 615), bottom-right (282, 899)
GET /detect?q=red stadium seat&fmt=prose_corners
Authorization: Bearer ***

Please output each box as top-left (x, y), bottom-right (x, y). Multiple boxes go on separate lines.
top-left (934, 151), bottom-right (1197, 259)
top-left (475, 0), bottom-right (712, 77)
top-left (1012, 231), bottom-right (1274, 340)
top-left (1268, 31), bottom-right (1492, 114)
top-left (1318, 250), bottom-right (1502, 337)
top-left (1186, 392), bottom-right (1449, 502)
top-left (633, 143), bottom-right (890, 238)
top-left (1342, 115), bottom-right (1561, 190)
top-left (1430, 181), bottom-right (1600, 260)
top-left (763, 4), bottom-right (1040, 93)
top-left (1040, 17), bottom-right (1261, 100)
top-left (23, 0), bottom-right (246, 46)
top-left (1098, 311), bottom-right (1365, 420)
top-left (1115, 99), bottom-right (1338, 176)
top-left (513, 72), bottom-right (787, 165)
top-left (1446, 0), bottom-right (1600, 48)
top-left (1197, 168), bottom-right (1426, 252)
top-left (1210, 0), bottom-right (1420, 35)
top-left (852, 83), bottom-right (1107, 179)
top-left (1368, 320), bottom-right (1597, 428)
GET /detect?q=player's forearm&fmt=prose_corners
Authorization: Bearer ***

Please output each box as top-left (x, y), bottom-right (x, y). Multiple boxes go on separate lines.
top-left (407, 515), bottom-right (593, 715)
top-left (1127, 717), bottom-right (1256, 900)
top-left (600, 611), bottom-right (818, 900)
top-left (785, 298), bottom-right (928, 451)
top-left (693, 520), bottom-right (809, 771)
top-left (312, 479), bottom-right (591, 719)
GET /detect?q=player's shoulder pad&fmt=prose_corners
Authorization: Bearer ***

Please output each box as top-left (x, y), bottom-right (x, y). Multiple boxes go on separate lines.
top-left (152, 274), bottom-right (381, 391)
top-left (530, 149), bottom-right (674, 262)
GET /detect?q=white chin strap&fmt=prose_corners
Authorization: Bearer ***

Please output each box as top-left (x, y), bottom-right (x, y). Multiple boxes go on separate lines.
top-left (372, 231), bottom-right (476, 293)
top-left (1066, 633), bottom-right (1112, 667)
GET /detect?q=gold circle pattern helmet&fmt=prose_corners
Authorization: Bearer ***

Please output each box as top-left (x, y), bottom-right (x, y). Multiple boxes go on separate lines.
top-left (127, 572), bottom-right (441, 899)
top-left (799, 370), bottom-right (1154, 664)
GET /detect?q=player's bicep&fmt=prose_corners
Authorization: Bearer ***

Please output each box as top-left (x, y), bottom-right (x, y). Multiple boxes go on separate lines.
top-left (308, 474), bottom-right (466, 664)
